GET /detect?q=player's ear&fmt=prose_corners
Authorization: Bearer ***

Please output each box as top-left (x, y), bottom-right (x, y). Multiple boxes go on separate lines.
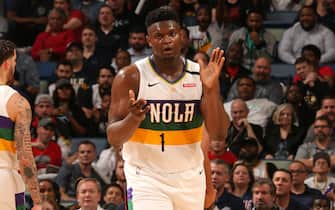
top-left (146, 35), bottom-right (152, 48)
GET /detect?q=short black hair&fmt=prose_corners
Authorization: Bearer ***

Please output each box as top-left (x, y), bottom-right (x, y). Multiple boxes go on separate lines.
top-left (145, 6), bottom-right (179, 28)
top-left (129, 25), bottom-right (147, 34)
top-left (0, 40), bottom-right (16, 66)
top-left (246, 8), bottom-right (265, 19)
top-left (56, 60), bottom-right (72, 70)
top-left (302, 44), bottom-right (321, 60)
top-left (313, 152), bottom-right (331, 167)
top-left (78, 140), bottom-right (97, 151)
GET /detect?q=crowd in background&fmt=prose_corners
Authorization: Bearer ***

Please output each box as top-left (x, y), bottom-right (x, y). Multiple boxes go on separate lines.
top-left (1, 0), bottom-right (335, 209)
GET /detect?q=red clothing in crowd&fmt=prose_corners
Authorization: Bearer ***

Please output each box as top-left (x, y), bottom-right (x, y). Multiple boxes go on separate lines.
top-left (32, 138), bottom-right (62, 170)
top-left (208, 150), bottom-right (238, 166)
top-left (67, 10), bottom-right (87, 42)
top-left (31, 30), bottom-right (75, 60)
top-left (293, 65), bottom-right (335, 83)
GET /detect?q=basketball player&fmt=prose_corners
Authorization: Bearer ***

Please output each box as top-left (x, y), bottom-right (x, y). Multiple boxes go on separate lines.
top-left (107, 6), bottom-right (229, 210)
top-left (0, 40), bottom-right (41, 209)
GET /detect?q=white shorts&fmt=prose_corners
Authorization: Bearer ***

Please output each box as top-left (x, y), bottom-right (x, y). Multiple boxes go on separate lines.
top-left (0, 169), bottom-right (25, 210)
top-left (124, 163), bottom-right (206, 210)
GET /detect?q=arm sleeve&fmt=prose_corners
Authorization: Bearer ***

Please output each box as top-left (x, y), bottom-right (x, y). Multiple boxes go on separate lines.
top-left (278, 28), bottom-right (296, 64)
top-left (295, 143), bottom-right (309, 159)
top-left (320, 29), bottom-right (335, 64)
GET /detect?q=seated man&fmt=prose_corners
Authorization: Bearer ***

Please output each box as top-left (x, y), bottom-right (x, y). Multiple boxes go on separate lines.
top-left (304, 152), bottom-right (335, 194)
top-left (295, 115), bottom-right (335, 169)
top-left (76, 178), bottom-right (104, 210)
top-left (224, 76), bottom-right (277, 129)
top-left (32, 117), bottom-right (62, 174)
top-left (55, 140), bottom-right (106, 201)
top-left (210, 159), bottom-right (244, 210)
top-left (225, 98), bottom-right (263, 156)
top-left (289, 160), bottom-right (322, 208)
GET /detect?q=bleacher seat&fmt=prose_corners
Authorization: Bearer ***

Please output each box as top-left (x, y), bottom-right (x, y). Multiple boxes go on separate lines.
top-left (264, 11), bottom-right (298, 28)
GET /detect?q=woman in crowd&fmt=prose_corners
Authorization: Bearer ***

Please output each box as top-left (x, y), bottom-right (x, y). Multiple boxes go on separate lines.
top-left (231, 162), bottom-right (254, 210)
top-left (264, 103), bottom-right (306, 160)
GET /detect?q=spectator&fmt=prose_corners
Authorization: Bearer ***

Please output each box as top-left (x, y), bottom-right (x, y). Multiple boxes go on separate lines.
top-left (31, 94), bottom-right (55, 138)
top-left (225, 99), bottom-right (264, 156)
top-left (31, 8), bottom-right (75, 61)
top-left (102, 183), bottom-right (124, 208)
top-left (263, 103), bottom-right (306, 160)
top-left (252, 178), bottom-right (279, 210)
top-left (270, 0), bottom-right (304, 11)
top-left (52, 79), bottom-right (88, 137)
top-left (227, 56), bottom-right (284, 104)
top-left (294, 57), bottom-right (330, 112)
top-left (180, 26), bottom-right (196, 60)
top-left (228, 8), bottom-right (276, 70)
top-left (208, 134), bottom-right (237, 166)
top-left (219, 41), bottom-right (250, 99)
top-left (76, 178), bottom-right (104, 210)
top-left (127, 26), bottom-right (151, 63)
top-left (187, 4), bottom-right (224, 55)
top-left (305, 152), bottom-right (335, 194)
top-left (224, 76), bottom-right (277, 128)
top-left (231, 162), bottom-right (254, 210)
top-left (48, 61), bottom-right (74, 97)
top-left (214, 0), bottom-right (244, 50)
top-left (95, 5), bottom-right (126, 66)
top-left (113, 49), bottom-right (131, 73)
top-left (32, 117), bottom-right (62, 173)
top-left (288, 160), bottom-right (322, 208)
top-left (295, 115), bottom-right (335, 169)
top-left (5, 0), bottom-right (51, 46)
top-left (210, 159), bottom-right (245, 210)
top-left (52, 0), bottom-right (87, 42)
top-left (308, 0), bottom-right (335, 32)
top-left (300, 44), bottom-right (335, 89)
top-left (39, 179), bottom-right (67, 210)
top-left (55, 140), bottom-right (106, 201)
top-left (238, 138), bottom-right (277, 179)
top-left (106, 0), bottom-right (140, 46)
top-left (278, 5), bottom-right (335, 64)
top-left (65, 42), bottom-right (94, 90)
top-left (304, 95), bottom-right (335, 143)
top-left (14, 52), bottom-right (40, 103)
top-left (272, 169), bottom-right (307, 210)
top-left (81, 25), bottom-right (105, 72)
top-left (284, 84), bottom-right (315, 129)
top-left (93, 146), bottom-right (118, 184)
top-left (71, 0), bottom-right (103, 24)
top-left (111, 159), bottom-right (126, 190)
top-left (310, 196), bottom-right (331, 210)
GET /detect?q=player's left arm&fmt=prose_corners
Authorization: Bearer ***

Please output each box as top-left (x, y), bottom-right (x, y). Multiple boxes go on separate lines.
top-left (8, 93), bottom-right (41, 207)
top-left (199, 48), bottom-right (230, 141)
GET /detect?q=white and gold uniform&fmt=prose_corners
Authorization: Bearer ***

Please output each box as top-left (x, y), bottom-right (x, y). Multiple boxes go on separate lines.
top-left (123, 57), bottom-right (205, 210)
top-left (0, 86), bottom-right (25, 210)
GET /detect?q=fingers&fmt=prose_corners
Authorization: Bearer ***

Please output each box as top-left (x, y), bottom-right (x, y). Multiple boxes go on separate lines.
top-left (210, 48), bottom-right (225, 66)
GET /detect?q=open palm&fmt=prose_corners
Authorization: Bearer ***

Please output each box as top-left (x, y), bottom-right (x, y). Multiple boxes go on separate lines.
top-left (199, 48), bottom-right (225, 90)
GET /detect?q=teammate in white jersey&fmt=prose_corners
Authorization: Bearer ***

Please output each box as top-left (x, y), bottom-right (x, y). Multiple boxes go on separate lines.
top-left (107, 6), bottom-right (229, 210)
top-left (0, 40), bottom-right (41, 209)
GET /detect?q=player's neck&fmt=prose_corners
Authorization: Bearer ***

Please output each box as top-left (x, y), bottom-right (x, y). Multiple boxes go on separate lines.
top-left (0, 77), bottom-right (7, 85)
top-left (151, 55), bottom-right (183, 75)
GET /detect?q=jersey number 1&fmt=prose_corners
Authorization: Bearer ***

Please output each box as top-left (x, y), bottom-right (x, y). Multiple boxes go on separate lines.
top-left (160, 133), bottom-right (165, 152)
